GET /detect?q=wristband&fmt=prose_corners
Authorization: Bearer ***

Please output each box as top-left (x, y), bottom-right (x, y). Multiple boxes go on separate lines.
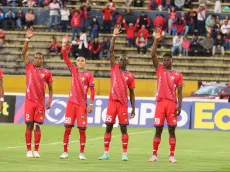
top-left (25, 38), bottom-right (30, 42)
top-left (113, 34), bottom-right (117, 37)
top-left (48, 98), bottom-right (52, 103)
top-left (90, 103), bottom-right (93, 106)
top-left (0, 97), bottom-right (4, 102)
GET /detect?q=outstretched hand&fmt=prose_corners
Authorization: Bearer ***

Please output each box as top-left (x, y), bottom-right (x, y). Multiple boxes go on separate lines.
top-left (26, 27), bottom-right (34, 39)
top-left (153, 27), bottom-right (163, 41)
top-left (113, 25), bottom-right (122, 36)
top-left (62, 34), bottom-right (69, 46)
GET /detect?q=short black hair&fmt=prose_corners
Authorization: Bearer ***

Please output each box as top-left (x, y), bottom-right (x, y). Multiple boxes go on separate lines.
top-left (35, 52), bottom-right (44, 59)
top-left (163, 53), bottom-right (173, 59)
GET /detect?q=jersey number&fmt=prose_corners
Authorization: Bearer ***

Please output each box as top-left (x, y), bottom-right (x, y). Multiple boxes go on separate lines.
top-left (65, 117), bottom-right (71, 124)
top-left (105, 116), bottom-right (112, 122)
top-left (26, 114), bottom-right (30, 121)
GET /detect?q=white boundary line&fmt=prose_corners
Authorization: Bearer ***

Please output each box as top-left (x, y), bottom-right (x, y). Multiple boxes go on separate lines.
top-left (0, 131), bottom-right (152, 150)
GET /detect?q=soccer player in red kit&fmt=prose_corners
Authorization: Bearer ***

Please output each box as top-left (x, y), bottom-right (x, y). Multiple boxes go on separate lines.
top-left (0, 68), bottom-right (4, 111)
top-left (99, 26), bottom-right (135, 161)
top-left (59, 35), bottom-right (95, 160)
top-left (148, 29), bottom-right (183, 163)
top-left (22, 28), bottom-right (53, 158)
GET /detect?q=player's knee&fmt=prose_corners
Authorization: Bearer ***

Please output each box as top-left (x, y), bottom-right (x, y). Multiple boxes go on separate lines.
top-left (106, 124), bottom-right (113, 133)
top-left (120, 125), bottom-right (127, 134)
top-left (168, 127), bottom-right (176, 137)
top-left (26, 123), bottom-right (34, 130)
top-left (155, 127), bottom-right (163, 137)
top-left (34, 123), bottom-right (41, 131)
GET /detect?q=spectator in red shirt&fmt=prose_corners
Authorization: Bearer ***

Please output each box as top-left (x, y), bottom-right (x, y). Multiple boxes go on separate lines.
top-left (137, 11), bottom-right (150, 30)
top-left (137, 25), bottom-right (149, 39)
top-left (80, 2), bottom-right (91, 32)
top-left (108, 0), bottom-right (116, 10)
top-left (154, 14), bottom-right (166, 30)
top-left (168, 7), bottom-right (177, 35)
top-left (90, 38), bottom-right (101, 60)
top-left (101, 4), bottom-right (114, 33)
top-left (48, 37), bottom-right (60, 53)
top-left (0, 28), bottom-right (5, 48)
top-left (123, 18), bottom-right (139, 47)
top-left (71, 9), bottom-right (83, 40)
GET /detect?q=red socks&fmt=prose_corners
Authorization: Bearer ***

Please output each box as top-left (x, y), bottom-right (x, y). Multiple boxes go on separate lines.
top-left (79, 129), bottom-right (86, 153)
top-left (153, 136), bottom-right (161, 156)
top-left (25, 128), bottom-right (32, 151)
top-left (104, 133), bottom-right (111, 152)
top-left (34, 129), bottom-right (41, 151)
top-left (122, 134), bottom-right (129, 153)
top-left (169, 137), bottom-right (176, 156)
top-left (63, 127), bottom-right (72, 153)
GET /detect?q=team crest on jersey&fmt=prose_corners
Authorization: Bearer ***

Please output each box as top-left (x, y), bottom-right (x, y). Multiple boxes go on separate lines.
top-left (125, 77), bottom-right (129, 81)
top-left (81, 77), bottom-right (85, 81)
top-left (82, 121), bottom-right (86, 125)
top-left (41, 74), bottom-right (45, 78)
top-left (173, 119), bottom-right (177, 123)
top-left (122, 112), bottom-right (126, 116)
top-left (38, 110), bottom-right (43, 114)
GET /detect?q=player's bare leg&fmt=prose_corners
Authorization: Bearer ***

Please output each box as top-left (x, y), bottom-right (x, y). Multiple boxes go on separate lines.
top-left (120, 125), bottom-right (129, 161)
top-left (99, 124), bottom-right (113, 160)
top-left (33, 123), bottom-right (41, 158)
top-left (148, 127), bottom-right (163, 162)
top-left (168, 126), bottom-right (177, 163)
top-left (60, 126), bottom-right (72, 159)
top-left (25, 123), bottom-right (34, 158)
top-left (79, 128), bottom-right (86, 160)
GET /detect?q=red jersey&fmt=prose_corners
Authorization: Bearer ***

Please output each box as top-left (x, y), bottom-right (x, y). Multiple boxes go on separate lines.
top-left (62, 50), bottom-right (95, 107)
top-left (155, 64), bottom-right (183, 103)
top-left (109, 63), bottom-right (135, 107)
top-left (0, 68), bottom-right (3, 79)
top-left (25, 62), bottom-right (53, 104)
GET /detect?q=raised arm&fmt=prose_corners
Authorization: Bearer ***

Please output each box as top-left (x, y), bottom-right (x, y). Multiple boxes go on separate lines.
top-left (110, 25), bottom-right (121, 66)
top-left (61, 34), bottom-right (73, 68)
top-left (151, 29), bottom-right (162, 68)
top-left (22, 28), bottom-right (34, 65)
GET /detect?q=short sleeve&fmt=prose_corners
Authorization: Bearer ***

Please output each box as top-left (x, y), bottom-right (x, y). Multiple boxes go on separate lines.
top-left (89, 72), bottom-right (95, 87)
top-left (0, 68), bottom-right (3, 79)
top-left (111, 62), bottom-right (119, 70)
top-left (47, 71), bottom-right (53, 84)
top-left (25, 61), bottom-right (34, 70)
top-left (177, 73), bottom-right (183, 87)
top-left (155, 64), bottom-right (163, 74)
top-left (128, 74), bottom-right (135, 89)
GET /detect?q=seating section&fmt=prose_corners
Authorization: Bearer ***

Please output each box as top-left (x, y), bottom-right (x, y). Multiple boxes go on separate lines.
top-left (0, 0), bottom-right (230, 81)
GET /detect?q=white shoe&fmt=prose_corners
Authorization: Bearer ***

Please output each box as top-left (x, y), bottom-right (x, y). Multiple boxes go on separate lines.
top-left (148, 155), bottom-right (158, 162)
top-left (169, 156), bottom-right (177, 163)
top-left (26, 151), bottom-right (34, 158)
top-left (60, 152), bottom-right (68, 159)
top-left (79, 153), bottom-right (86, 160)
top-left (33, 151), bottom-right (40, 158)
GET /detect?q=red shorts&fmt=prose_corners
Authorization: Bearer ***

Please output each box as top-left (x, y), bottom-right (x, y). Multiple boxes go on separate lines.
top-left (24, 99), bottom-right (45, 124)
top-left (106, 99), bottom-right (129, 125)
top-left (154, 99), bottom-right (177, 127)
top-left (64, 101), bottom-right (87, 128)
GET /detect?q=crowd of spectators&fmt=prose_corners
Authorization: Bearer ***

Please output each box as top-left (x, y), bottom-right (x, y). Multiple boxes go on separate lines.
top-left (0, 0), bottom-right (230, 58)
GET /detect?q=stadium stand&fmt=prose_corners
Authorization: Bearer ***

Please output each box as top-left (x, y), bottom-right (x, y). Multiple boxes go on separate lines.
top-left (0, 0), bottom-right (230, 81)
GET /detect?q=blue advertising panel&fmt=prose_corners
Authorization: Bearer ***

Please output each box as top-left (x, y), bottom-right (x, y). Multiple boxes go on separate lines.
top-left (14, 96), bottom-right (192, 129)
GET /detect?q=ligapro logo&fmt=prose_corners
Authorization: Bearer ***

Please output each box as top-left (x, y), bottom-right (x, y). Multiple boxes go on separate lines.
top-left (45, 99), bottom-right (67, 124)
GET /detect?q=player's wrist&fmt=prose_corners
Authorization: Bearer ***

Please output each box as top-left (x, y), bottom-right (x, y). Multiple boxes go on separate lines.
top-left (25, 38), bottom-right (30, 41)
top-left (48, 97), bottom-right (52, 103)
top-left (90, 103), bottom-right (93, 106)
top-left (0, 97), bottom-right (4, 102)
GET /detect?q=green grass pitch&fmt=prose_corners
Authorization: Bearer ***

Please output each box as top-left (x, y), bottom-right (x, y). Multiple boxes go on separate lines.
top-left (0, 124), bottom-right (229, 172)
